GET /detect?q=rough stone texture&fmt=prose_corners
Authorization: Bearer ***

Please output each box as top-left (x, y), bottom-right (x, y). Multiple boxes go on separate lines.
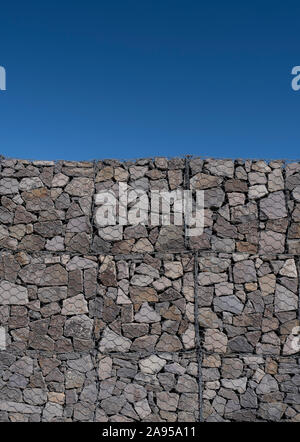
top-left (203, 355), bottom-right (300, 422)
top-left (198, 253), bottom-right (299, 357)
top-left (98, 254), bottom-right (195, 353)
top-left (96, 352), bottom-right (199, 421)
top-left (0, 157), bottom-right (299, 256)
top-left (0, 156), bottom-right (300, 422)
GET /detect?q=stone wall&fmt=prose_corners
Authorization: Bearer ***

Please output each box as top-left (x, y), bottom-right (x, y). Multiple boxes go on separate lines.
top-left (0, 156), bottom-right (299, 422)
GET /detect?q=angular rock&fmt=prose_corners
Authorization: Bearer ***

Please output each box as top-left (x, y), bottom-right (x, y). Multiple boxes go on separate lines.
top-left (228, 336), bottom-right (253, 353)
top-left (38, 286), bottom-right (67, 303)
top-left (134, 303), bottom-right (161, 323)
top-left (213, 295), bottom-right (244, 314)
top-left (0, 280), bottom-right (28, 305)
top-left (233, 260), bottom-right (257, 283)
top-left (190, 173), bottom-right (223, 189)
top-left (259, 231), bottom-right (285, 254)
top-left (134, 398), bottom-right (151, 419)
top-left (65, 178), bottom-right (94, 197)
top-left (275, 284), bottom-right (298, 312)
top-left (221, 377), bottom-right (247, 394)
top-left (0, 178), bottom-right (19, 194)
top-left (124, 384), bottom-right (147, 403)
top-left (204, 329), bottom-right (228, 354)
top-left (260, 191), bottom-right (287, 219)
top-left (279, 259), bottom-right (297, 278)
top-left (23, 389), bottom-right (47, 406)
top-left (99, 327), bottom-right (131, 352)
top-left (61, 294), bottom-right (88, 315)
top-left (64, 315), bottom-right (93, 339)
top-left (156, 392), bottom-right (179, 411)
top-left (156, 333), bottom-right (182, 352)
top-left (256, 374), bottom-right (278, 394)
top-left (139, 355), bottom-right (167, 374)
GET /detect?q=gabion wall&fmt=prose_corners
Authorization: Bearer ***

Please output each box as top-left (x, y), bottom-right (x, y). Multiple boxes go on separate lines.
top-left (0, 156), bottom-right (299, 422)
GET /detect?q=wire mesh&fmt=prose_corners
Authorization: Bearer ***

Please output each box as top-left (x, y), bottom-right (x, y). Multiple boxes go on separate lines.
top-left (0, 156), bottom-right (299, 422)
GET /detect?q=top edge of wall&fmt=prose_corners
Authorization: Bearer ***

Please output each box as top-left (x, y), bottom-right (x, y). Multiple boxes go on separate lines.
top-left (1, 154), bottom-right (300, 164)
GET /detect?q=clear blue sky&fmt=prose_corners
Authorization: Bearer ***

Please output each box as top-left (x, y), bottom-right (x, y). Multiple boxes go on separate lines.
top-left (0, 0), bottom-right (300, 161)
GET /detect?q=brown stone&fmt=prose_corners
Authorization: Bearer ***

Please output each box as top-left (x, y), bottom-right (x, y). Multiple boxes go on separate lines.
top-left (130, 287), bottom-right (158, 303)
top-left (225, 179), bottom-right (248, 192)
top-left (156, 333), bottom-right (182, 351)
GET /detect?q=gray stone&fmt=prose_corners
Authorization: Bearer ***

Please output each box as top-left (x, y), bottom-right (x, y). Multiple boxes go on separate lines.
top-left (205, 159), bottom-right (234, 177)
top-left (211, 237), bottom-right (235, 253)
top-left (268, 169), bottom-right (284, 192)
top-left (131, 274), bottom-right (154, 286)
top-left (260, 191), bottom-right (287, 219)
top-left (240, 388), bottom-right (258, 409)
top-left (10, 356), bottom-right (33, 377)
top-left (73, 402), bottom-right (95, 421)
top-left (214, 295), bottom-right (244, 314)
top-left (0, 207), bottom-right (13, 224)
top-left (275, 284), bottom-right (298, 312)
top-left (248, 185), bottom-right (268, 199)
top-left (156, 392), bottom-right (179, 411)
top-left (190, 173), bottom-right (222, 189)
top-left (228, 336), bottom-right (253, 353)
top-left (134, 303), bottom-right (161, 323)
top-left (65, 369), bottom-right (85, 389)
top-left (221, 377), bottom-right (247, 394)
top-left (68, 355), bottom-right (94, 373)
top-left (64, 315), bottom-right (93, 339)
top-left (101, 396), bottom-right (126, 415)
top-left (66, 256), bottom-right (97, 271)
top-left (0, 401), bottom-right (40, 414)
top-left (23, 389), bottom-right (47, 406)
top-left (45, 236), bottom-right (65, 251)
top-left (256, 374), bottom-right (278, 394)
top-left (259, 231), bottom-right (285, 254)
top-left (122, 323), bottom-right (149, 339)
top-left (204, 329), bottom-right (228, 353)
top-left (258, 403), bottom-right (286, 421)
top-left (139, 355), bottom-right (167, 374)
top-left (99, 327), bottom-right (131, 352)
top-left (0, 280), bottom-right (28, 305)
top-left (176, 374), bottom-right (198, 393)
top-left (65, 178), bottom-right (94, 196)
top-left (279, 259), bottom-right (298, 278)
top-left (164, 262), bottom-right (183, 279)
top-left (38, 286), bottom-right (67, 303)
top-left (99, 378), bottom-right (116, 400)
top-left (124, 384), bottom-right (147, 403)
top-left (155, 226), bottom-right (184, 251)
top-left (233, 260), bottom-right (257, 283)
top-left (80, 383), bottom-right (98, 403)
top-left (221, 358), bottom-right (244, 379)
top-left (34, 221), bottom-right (63, 238)
top-left (98, 356), bottom-right (112, 380)
top-left (0, 178), bottom-right (19, 194)
top-left (156, 333), bottom-right (183, 352)
top-left (204, 187), bottom-right (225, 208)
top-left (61, 294), bottom-right (88, 315)
top-left (52, 173), bottom-right (69, 187)
top-left (134, 398), bottom-right (151, 419)
top-left (19, 234), bottom-right (45, 251)
top-left (42, 403), bottom-right (63, 421)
